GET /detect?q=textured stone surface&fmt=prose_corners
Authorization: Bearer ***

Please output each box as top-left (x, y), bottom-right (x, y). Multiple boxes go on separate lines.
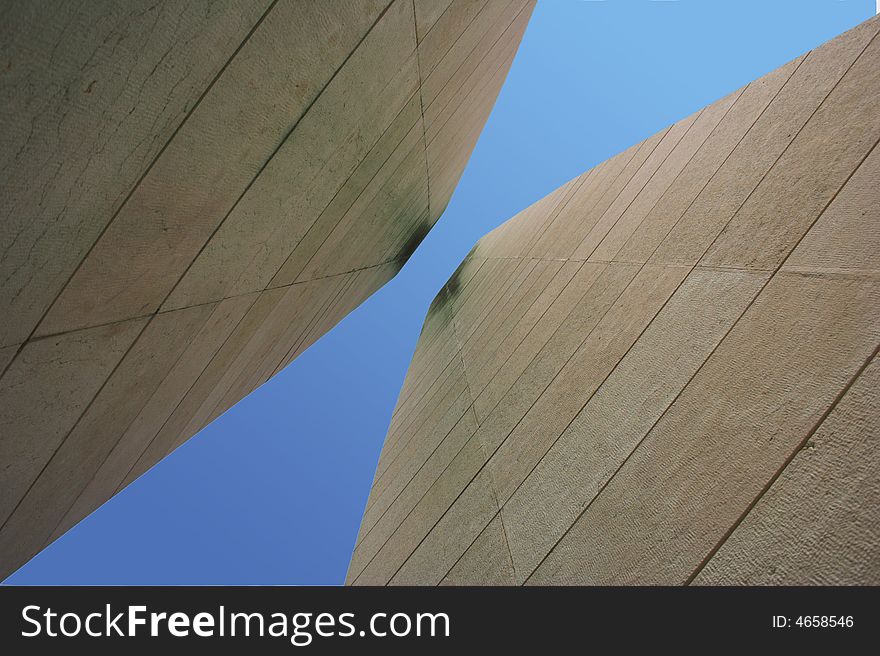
top-left (349, 15), bottom-right (880, 585)
top-left (0, 0), bottom-right (271, 347)
top-left (0, 320), bottom-right (146, 526)
top-left (441, 514), bottom-right (515, 585)
top-left (503, 268), bottom-right (768, 581)
top-left (0, 306), bottom-right (214, 572)
top-left (693, 356), bottom-right (880, 585)
top-left (0, 0), bottom-right (534, 579)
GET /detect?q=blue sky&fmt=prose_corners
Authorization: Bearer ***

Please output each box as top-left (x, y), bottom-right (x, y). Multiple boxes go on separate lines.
top-left (6, 0), bottom-right (874, 585)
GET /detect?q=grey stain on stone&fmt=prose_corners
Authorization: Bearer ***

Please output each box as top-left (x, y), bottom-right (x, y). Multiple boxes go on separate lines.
top-left (392, 217), bottom-right (434, 272)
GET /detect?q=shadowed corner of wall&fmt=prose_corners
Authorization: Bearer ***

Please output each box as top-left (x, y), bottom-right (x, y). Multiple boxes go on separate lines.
top-left (390, 217), bottom-right (434, 276)
top-left (421, 242), bottom-right (477, 340)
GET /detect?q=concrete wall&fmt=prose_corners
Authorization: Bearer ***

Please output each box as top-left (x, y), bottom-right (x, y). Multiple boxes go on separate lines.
top-left (0, 0), bottom-right (535, 579)
top-left (348, 15), bottom-right (880, 585)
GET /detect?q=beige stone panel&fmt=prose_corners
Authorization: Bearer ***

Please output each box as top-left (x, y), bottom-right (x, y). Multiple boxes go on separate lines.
top-left (427, 95), bottom-right (514, 225)
top-left (454, 258), bottom-right (519, 329)
top-left (487, 263), bottom-right (689, 505)
top-left (378, 372), bottom-right (469, 484)
top-left (369, 370), bottom-right (471, 502)
top-left (365, 349), bottom-right (464, 501)
top-left (573, 117), bottom-right (698, 260)
top-left (423, 2), bottom-right (524, 145)
top-left (345, 259), bottom-right (399, 314)
top-left (387, 331), bottom-right (461, 440)
top-left (377, 256), bottom-right (492, 456)
top-left (473, 264), bottom-right (638, 458)
top-left (591, 91), bottom-right (739, 262)
top-left (783, 145), bottom-right (880, 275)
top-left (214, 293), bottom-right (334, 412)
top-left (414, 0), bottom-right (458, 43)
top-left (251, 271), bottom-right (392, 407)
top-left (181, 280), bottom-right (347, 434)
top-left (217, 267), bottom-right (395, 418)
top-left (385, 360), bottom-right (463, 456)
top-left (379, 341), bottom-right (468, 458)
top-left (399, 313), bottom-right (466, 405)
top-left (694, 356), bottom-right (880, 585)
top-left (295, 136), bottom-right (430, 280)
top-left (460, 259), bottom-right (548, 355)
top-left (460, 259), bottom-right (535, 327)
top-left (342, 261), bottom-right (398, 312)
top-left (425, 7), bottom-right (531, 219)
top-left (542, 131), bottom-right (669, 260)
top-left (463, 268), bottom-right (580, 386)
top-left (379, 327), bottom-right (463, 436)
top-left (391, 337), bottom-right (458, 424)
top-left (348, 407), bottom-right (478, 583)
top-left (441, 514), bottom-right (515, 585)
top-left (150, 298), bottom-right (262, 419)
top-left (268, 96), bottom-right (422, 288)
top-left (393, 336), bottom-right (458, 420)
top-left (392, 256), bottom-right (491, 405)
top-left (652, 18), bottom-right (879, 266)
top-left (702, 34), bottom-right (880, 270)
top-left (465, 261), bottom-right (565, 397)
top-left (248, 266), bottom-right (399, 399)
top-left (458, 261), bottom-right (538, 353)
top-left (420, 0), bottom-right (527, 108)
top-left (389, 254), bottom-right (491, 438)
top-left (445, 251), bottom-right (501, 310)
top-left (448, 259), bottom-right (514, 341)
top-left (200, 280), bottom-right (343, 423)
top-left (249, 166), bottom-right (411, 326)
top-left (616, 60), bottom-right (798, 263)
top-left (136, 298), bottom-right (258, 442)
top-left (0, 1), bottom-right (269, 347)
top-left (384, 356), bottom-right (465, 466)
top-left (392, 468), bottom-right (499, 584)
top-left (122, 288), bottom-right (291, 486)
top-left (418, 0), bottom-right (485, 73)
top-left (379, 352), bottom-right (465, 467)
top-left (0, 304), bottom-right (214, 578)
top-left (528, 272), bottom-right (880, 585)
top-left (418, 268), bottom-right (492, 377)
top-left (0, 318), bottom-right (145, 525)
top-left (471, 262), bottom-right (613, 420)
top-left (515, 175), bottom-right (587, 257)
top-left (468, 261), bottom-right (582, 401)
top-left (50, 294), bottom-right (260, 541)
top-left (363, 387), bottom-right (473, 544)
top-left (526, 154), bottom-right (633, 260)
top-left (473, 216), bottom-right (513, 256)
top-left (352, 435), bottom-right (488, 585)
top-left (520, 176), bottom-right (591, 257)
top-left (370, 199), bottom-right (436, 273)
top-left (458, 259), bottom-right (540, 364)
top-left (452, 258), bottom-right (532, 352)
top-left (0, 346), bottom-right (16, 374)
top-left (162, 6), bottom-right (420, 309)
top-left (437, 248), bottom-right (488, 312)
top-left (272, 275), bottom-right (367, 375)
top-left (34, 0), bottom-right (388, 336)
top-left (503, 268), bottom-right (768, 581)
top-left (356, 15), bottom-right (880, 587)
top-left (394, 318), bottom-right (462, 415)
